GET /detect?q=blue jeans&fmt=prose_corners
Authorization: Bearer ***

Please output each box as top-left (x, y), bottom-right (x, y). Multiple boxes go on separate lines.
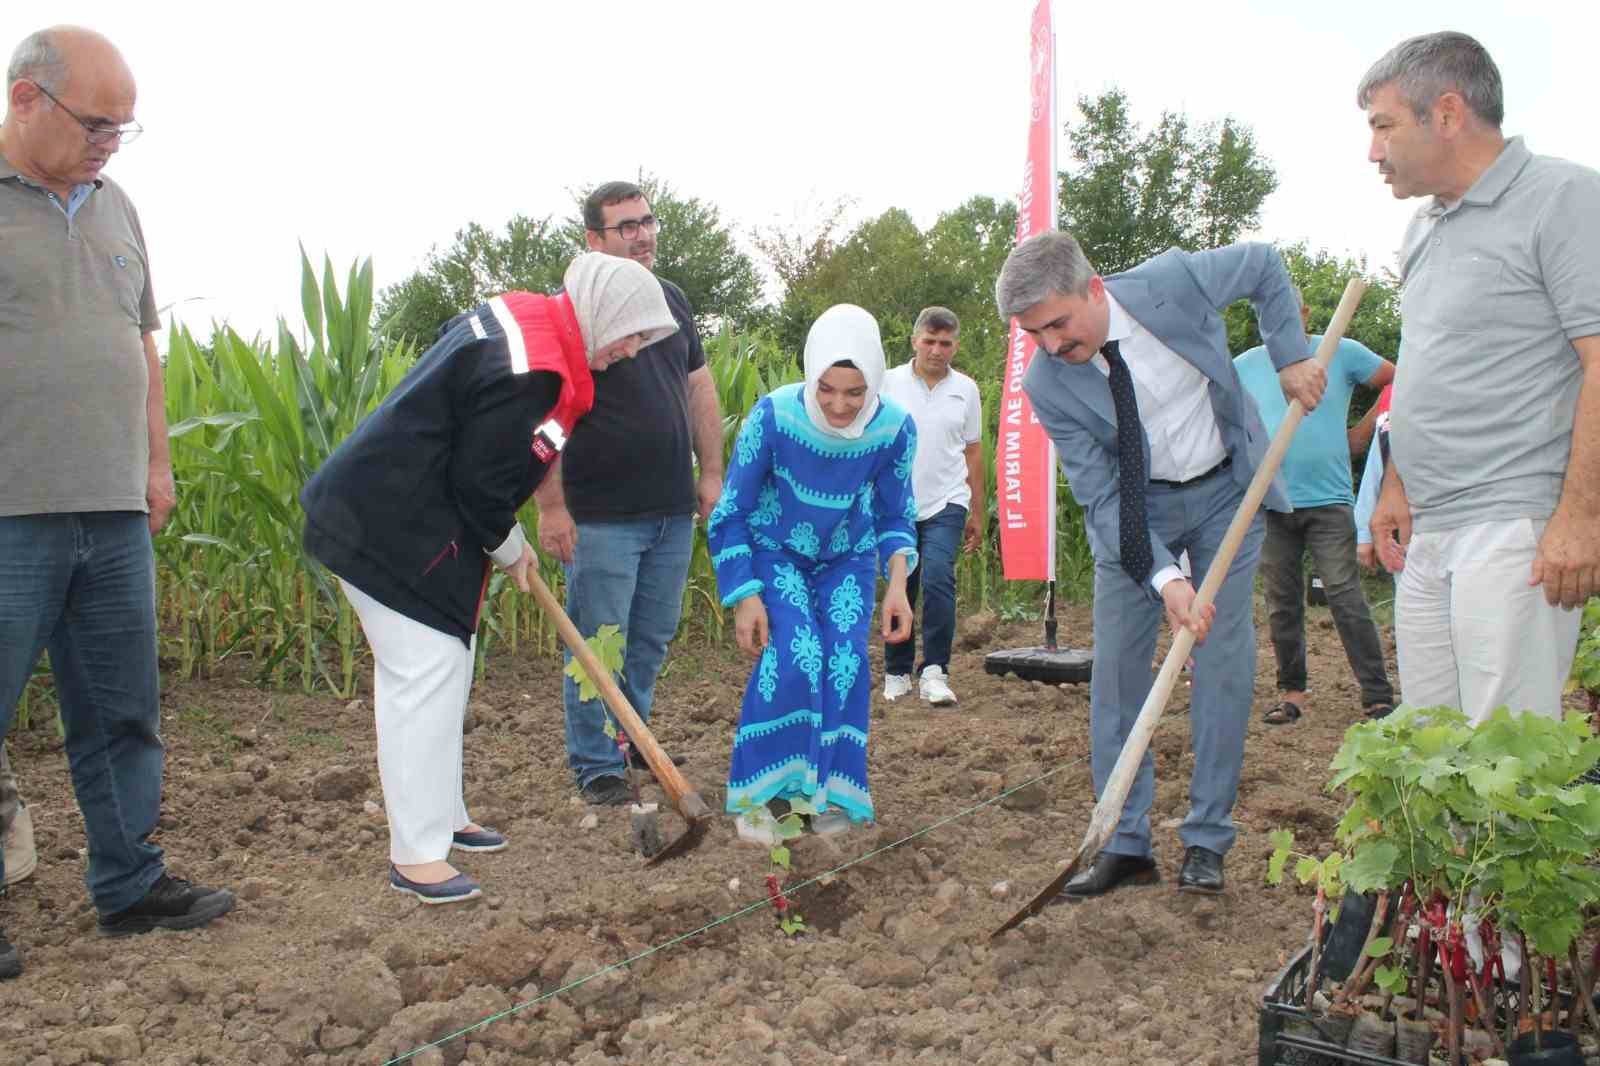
top-left (0, 513), bottom-right (166, 912)
top-left (562, 514), bottom-right (692, 787)
top-left (884, 503), bottom-right (966, 677)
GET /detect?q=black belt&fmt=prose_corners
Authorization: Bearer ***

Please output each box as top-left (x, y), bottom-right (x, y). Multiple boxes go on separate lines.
top-left (1149, 456), bottom-right (1231, 488)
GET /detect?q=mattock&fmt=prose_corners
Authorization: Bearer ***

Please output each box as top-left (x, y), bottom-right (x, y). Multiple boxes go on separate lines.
top-left (528, 569), bottom-right (712, 864)
top-left (992, 278), bottom-right (1369, 937)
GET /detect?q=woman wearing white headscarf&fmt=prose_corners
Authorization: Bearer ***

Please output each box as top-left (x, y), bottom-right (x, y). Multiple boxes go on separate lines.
top-left (707, 304), bottom-right (917, 829)
top-left (302, 252), bottom-right (676, 903)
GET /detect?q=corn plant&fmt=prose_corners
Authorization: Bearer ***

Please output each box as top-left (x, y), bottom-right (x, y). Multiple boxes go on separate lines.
top-left (158, 250), bottom-right (414, 694)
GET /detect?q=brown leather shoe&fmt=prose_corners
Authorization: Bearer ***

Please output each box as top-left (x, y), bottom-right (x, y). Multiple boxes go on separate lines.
top-left (1058, 852), bottom-right (1159, 899)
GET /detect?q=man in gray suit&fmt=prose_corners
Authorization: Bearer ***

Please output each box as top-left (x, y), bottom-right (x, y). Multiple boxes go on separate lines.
top-left (995, 232), bottom-right (1326, 897)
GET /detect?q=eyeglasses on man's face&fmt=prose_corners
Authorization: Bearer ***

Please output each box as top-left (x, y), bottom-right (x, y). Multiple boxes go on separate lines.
top-left (31, 81), bottom-right (144, 146)
top-left (593, 214), bottom-right (660, 241)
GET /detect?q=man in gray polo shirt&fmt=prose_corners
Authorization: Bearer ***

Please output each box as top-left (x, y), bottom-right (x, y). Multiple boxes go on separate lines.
top-left (0, 25), bottom-right (234, 980)
top-left (1360, 31), bottom-right (1600, 723)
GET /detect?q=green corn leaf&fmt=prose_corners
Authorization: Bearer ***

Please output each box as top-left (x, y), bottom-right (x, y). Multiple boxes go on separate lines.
top-left (298, 243), bottom-right (324, 353)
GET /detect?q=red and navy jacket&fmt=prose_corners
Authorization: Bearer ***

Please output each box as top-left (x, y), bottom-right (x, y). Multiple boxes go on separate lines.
top-left (302, 291), bottom-right (593, 643)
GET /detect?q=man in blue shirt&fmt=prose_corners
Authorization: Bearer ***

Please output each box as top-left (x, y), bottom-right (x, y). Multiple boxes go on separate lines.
top-left (1235, 288), bottom-right (1396, 724)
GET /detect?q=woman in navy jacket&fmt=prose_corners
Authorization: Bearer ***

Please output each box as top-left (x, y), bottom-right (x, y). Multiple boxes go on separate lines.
top-left (302, 253), bottom-right (676, 902)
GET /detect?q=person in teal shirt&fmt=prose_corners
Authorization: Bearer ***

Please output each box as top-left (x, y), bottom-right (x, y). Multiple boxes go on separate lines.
top-left (1234, 288), bottom-right (1396, 724)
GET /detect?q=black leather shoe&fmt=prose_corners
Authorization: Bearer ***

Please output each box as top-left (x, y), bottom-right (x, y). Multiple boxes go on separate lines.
top-left (580, 775), bottom-right (634, 807)
top-left (1058, 852), bottom-right (1159, 899)
top-left (1178, 846), bottom-right (1225, 894)
top-left (626, 748), bottom-right (688, 772)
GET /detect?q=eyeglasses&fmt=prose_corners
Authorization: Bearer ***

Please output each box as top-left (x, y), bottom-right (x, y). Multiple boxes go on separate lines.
top-left (30, 81), bottom-right (144, 146)
top-left (592, 214), bottom-right (660, 241)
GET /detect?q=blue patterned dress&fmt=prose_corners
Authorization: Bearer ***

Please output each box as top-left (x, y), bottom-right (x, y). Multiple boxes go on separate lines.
top-left (707, 383), bottom-right (919, 823)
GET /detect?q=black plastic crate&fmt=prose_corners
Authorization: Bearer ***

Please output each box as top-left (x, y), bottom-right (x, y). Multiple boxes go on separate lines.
top-left (1261, 943), bottom-right (1589, 1066)
top-left (1259, 945), bottom-right (1413, 1066)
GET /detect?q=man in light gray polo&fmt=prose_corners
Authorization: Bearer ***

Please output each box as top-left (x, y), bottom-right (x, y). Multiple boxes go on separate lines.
top-left (1, 25), bottom-right (234, 980)
top-left (1361, 31), bottom-right (1600, 723)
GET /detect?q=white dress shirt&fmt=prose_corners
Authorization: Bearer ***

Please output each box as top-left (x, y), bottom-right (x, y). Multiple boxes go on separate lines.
top-left (1094, 293), bottom-right (1228, 594)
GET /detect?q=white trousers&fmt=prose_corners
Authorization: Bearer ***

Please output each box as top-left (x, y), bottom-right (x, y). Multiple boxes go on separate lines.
top-left (1395, 518), bottom-right (1582, 725)
top-left (340, 580), bottom-right (473, 865)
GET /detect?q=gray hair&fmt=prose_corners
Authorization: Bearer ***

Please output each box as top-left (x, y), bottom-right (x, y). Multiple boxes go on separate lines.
top-left (913, 306), bottom-right (960, 336)
top-left (1356, 31), bottom-right (1503, 127)
top-left (7, 29), bottom-right (67, 94)
top-left (994, 231), bottom-right (1095, 320)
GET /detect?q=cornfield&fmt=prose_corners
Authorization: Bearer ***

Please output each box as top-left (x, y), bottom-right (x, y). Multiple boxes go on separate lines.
top-left (20, 257), bottom-right (1095, 716)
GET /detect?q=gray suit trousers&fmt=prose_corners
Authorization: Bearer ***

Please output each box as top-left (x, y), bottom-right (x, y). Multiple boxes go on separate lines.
top-left (1089, 471), bottom-right (1264, 859)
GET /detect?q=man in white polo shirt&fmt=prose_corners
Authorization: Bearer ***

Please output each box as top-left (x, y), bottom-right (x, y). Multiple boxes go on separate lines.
top-left (879, 307), bottom-right (985, 706)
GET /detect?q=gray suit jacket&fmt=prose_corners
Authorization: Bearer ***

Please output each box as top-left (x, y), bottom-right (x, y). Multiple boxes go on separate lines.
top-left (1023, 243), bottom-right (1308, 600)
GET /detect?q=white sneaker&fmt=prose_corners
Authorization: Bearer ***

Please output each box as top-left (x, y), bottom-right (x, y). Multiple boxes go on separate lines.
top-left (810, 809), bottom-right (856, 837)
top-left (919, 665), bottom-right (957, 706)
top-left (734, 807), bottom-right (783, 847)
top-left (882, 673), bottom-right (912, 702)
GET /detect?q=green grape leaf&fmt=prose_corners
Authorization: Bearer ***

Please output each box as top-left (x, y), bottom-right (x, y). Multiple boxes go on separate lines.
top-left (1375, 965), bottom-right (1406, 993)
top-left (563, 624), bottom-right (627, 703)
top-left (1466, 757), bottom-right (1523, 797)
top-left (1365, 936), bottom-right (1394, 957)
top-left (770, 845), bottom-right (791, 870)
top-left (1342, 840), bottom-right (1400, 893)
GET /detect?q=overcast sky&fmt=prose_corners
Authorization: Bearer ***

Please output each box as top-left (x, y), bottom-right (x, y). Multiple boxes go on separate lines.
top-left (7, 1), bottom-right (1594, 344)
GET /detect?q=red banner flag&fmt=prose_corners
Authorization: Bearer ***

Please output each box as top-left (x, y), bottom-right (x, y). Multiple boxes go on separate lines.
top-left (997, 0), bottom-right (1058, 582)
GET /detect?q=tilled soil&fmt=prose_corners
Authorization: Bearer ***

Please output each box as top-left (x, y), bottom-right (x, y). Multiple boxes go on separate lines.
top-left (3, 596), bottom-right (1577, 1066)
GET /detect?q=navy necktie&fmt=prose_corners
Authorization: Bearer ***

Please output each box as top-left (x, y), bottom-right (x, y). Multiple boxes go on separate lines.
top-left (1103, 340), bottom-right (1154, 586)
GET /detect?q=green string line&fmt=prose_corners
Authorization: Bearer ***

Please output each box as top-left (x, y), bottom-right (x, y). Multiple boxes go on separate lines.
top-left (383, 752), bottom-right (1093, 1064)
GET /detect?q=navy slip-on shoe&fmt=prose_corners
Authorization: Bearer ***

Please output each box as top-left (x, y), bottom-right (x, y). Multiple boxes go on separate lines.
top-left (388, 865), bottom-right (481, 905)
top-left (449, 828), bottom-right (508, 853)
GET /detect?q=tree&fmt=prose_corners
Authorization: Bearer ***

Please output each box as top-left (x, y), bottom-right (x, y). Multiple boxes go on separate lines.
top-left (1059, 89), bottom-right (1278, 275)
top-left (375, 215), bottom-right (571, 346)
top-left (560, 175), bottom-right (764, 333)
top-left (754, 195), bottom-right (1018, 376)
top-left (376, 176), bottom-right (763, 345)
top-left (1221, 242), bottom-right (1401, 359)
top-left (1221, 243), bottom-right (1402, 454)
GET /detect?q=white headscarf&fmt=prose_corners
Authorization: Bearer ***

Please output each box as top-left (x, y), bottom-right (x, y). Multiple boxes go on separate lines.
top-left (563, 252), bottom-right (678, 354)
top-left (801, 304), bottom-right (886, 440)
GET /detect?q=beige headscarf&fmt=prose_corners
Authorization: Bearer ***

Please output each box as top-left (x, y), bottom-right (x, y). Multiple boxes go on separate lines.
top-left (802, 304), bottom-right (886, 439)
top-left (562, 252), bottom-right (678, 354)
